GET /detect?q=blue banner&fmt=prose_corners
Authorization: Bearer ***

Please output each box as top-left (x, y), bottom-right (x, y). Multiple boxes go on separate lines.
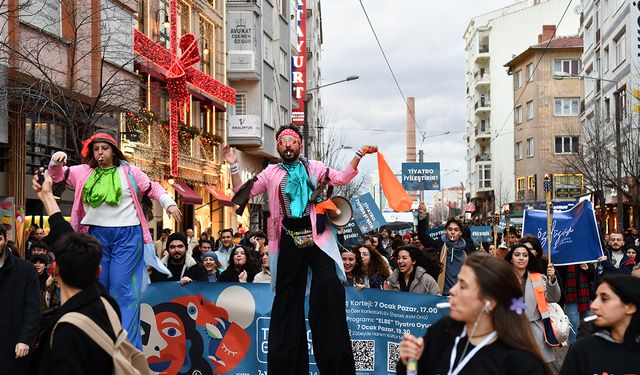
top-left (401, 162), bottom-right (441, 191)
top-left (522, 201), bottom-right (604, 265)
top-left (140, 283), bottom-right (447, 374)
top-left (428, 226), bottom-right (445, 240)
top-left (470, 225), bottom-right (493, 243)
top-left (351, 193), bottom-right (387, 234)
top-left (342, 219), bottom-right (364, 246)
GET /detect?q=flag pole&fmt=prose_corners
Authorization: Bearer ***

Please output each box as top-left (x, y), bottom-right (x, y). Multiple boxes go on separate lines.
top-left (492, 211), bottom-right (499, 256)
top-left (544, 174), bottom-right (553, 264)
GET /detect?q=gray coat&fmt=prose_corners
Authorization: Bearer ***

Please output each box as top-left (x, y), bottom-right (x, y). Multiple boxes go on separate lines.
top-left (387, 266), bottom-right (441, 295)
top-left (524, 272), bottom-right (561, 363)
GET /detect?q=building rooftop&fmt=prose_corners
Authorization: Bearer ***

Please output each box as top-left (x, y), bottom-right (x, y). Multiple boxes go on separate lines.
top-left (530, 36), bottom-right (583, 49)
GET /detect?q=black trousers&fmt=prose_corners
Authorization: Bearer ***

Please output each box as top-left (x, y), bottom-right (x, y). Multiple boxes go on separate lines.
top-left (268, 216), bottom-right (355, 375)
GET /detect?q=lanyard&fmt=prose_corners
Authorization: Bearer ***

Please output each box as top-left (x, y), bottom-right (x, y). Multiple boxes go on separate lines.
top-left (447, 327), bottom-right (497, 375)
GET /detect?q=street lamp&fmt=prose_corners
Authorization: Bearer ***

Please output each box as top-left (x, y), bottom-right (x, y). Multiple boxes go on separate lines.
top-left (303, 75), bottom-right (359, 158)
top-left (554, 72), bottom-right (625, 231)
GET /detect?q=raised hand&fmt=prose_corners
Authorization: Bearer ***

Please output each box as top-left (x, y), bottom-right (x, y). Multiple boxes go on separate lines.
top-left (359, 145), bottom-right (378, 155)
top-left (51, 151), bottom-right (68, 165)
top-left (167, 205), bottom-right (182, 222)
top-left (223, 145), bottom-right (238, 164)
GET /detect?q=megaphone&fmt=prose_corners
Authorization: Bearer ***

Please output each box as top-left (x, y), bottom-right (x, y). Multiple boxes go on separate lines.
top-left (325, 196), bottom-right (353, 227)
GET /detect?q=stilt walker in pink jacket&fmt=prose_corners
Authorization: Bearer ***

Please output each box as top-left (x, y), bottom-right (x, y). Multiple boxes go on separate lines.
top-left (48, 129), bottom-right (181, 349)
top-left (225, 124), bottom-right (377, 375)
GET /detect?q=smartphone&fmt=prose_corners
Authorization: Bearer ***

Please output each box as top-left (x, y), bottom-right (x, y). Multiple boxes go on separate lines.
top-left (37, 167), bottom-right (45, 185)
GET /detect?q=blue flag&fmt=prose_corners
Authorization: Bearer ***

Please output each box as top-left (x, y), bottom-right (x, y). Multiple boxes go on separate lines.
top-left (522, 201), bottom-right (604, 265)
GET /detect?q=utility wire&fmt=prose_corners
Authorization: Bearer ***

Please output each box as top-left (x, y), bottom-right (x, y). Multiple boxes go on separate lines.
top-left (492, 0), bottom-right (574, 141)
top-left (357, 0), bottom-right (429, 144)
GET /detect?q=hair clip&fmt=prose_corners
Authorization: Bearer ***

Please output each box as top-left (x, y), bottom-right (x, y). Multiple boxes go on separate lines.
top-left (510, 296), bottom-right (526, 315)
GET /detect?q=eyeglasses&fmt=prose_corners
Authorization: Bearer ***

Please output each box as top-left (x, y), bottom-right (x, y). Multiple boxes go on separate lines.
top-left (277, 137), bottom-right (299, 147)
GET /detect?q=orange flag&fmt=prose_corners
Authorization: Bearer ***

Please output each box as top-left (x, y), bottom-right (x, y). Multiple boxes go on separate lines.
top-left (377, 152), bottom-right (412, 212)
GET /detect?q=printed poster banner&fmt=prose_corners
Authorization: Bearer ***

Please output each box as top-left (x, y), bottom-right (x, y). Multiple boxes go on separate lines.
top-left (0, 197), bottom-right (15, 241)
top-left (401, 162), bottom-right (441, 191)
top-left (470, 225), bottom-right (493, 244)
top-left (428, 226), bottom-right (445, 240)
top-left (351, 193), bottom-right (387, 234)
top-left (522, 200), bottom-right (604, 265)
top-left (342, 219), bottom-right (364, 246)
top-left (141, 282), bottom-right (448, 374)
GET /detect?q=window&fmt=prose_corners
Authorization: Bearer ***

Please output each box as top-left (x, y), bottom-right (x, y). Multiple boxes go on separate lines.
top-left (553, 59), bottom-right (580, 76)
top-left (200, 17), bottom-right (214, 76)
top-left (526, 63), bottom-right (533, 82)
top-left (527, 138), bottom-right (534, 157)
top-left (515, 142), bottom-right (523, 160)
top-left (279, 49), bottom-right (287, 76)
top-left (515, 105), bottom-right (523, 124)
top-left (263, 96), bottom-right (273, 126)
top-left (555, 136), bottom-right (580, 154)
top-left (235, 93), bottom-right (247, 115)
top-left (514, 70), bottom-right (522, 89)
top-left (604, 47), bottom-right (609, 72)
top-left (554, 98), bottom-right (580, 116)
top-left (478, 164), bottom-right (491, 189)
top-left (264, 33), bottom-right (272, 65)
top-left (614, 33), bottom-right (626, 67)
top-left (178, 0), bottom-right (191, 37)
top-left (527, 175), bottom-right (536, 191)
top-left (526, 100), bottom-right (534, 120)
top-left (516, 177), bottom-right (525, 193)
top-left (279, 106), bottom-right (288, 126)
top-left (604, 97), bottom-right (611, 121)
top-left (19, 0), bottom-right (61, 36)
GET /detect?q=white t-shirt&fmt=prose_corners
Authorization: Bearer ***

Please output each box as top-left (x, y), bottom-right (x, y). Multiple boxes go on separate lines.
top-left (81, 167), bottom-right (141, 227)
top-left (612, 250), bottom-right (624, 268)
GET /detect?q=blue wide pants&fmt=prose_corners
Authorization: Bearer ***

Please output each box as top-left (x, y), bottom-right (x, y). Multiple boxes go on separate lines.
top-left (90, 225), bottom-right (145, 349)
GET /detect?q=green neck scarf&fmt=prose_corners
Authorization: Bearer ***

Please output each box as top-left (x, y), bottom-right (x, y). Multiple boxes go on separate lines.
top-left (82, 167), bottom-right (122, 208)
top-left (281, 161), bottom-right (313, 218)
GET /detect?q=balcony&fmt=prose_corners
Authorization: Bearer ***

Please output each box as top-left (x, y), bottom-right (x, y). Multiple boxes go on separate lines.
top-left (474, 98), bottom-right (491, 114)
top-left (474, 72), bottom-right (490, 90)
top-left (475, 127), bottom-right (491, 141)
top-left (475, 153), bottom-right (491, 162)
top-left (474, 45), bottom-right (490, 63)
top-left (227, 115), bottom-right (262, 149)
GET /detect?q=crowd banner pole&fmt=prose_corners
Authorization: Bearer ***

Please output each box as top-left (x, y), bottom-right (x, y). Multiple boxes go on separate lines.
top-left (492, 211), bottom-right (499, 256)
top-left (544, 174), bottom-right (553, 264)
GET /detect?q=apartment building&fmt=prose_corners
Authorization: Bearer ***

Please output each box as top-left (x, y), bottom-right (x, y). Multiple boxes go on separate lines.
top-left (0, 0), bottom-right (140, 225)
top-left (505, 29), bottom-right (584, 208)
top-left (226, 0), bottom-right (294, 230)
top-left (463, 0), bottom-right (579, 219)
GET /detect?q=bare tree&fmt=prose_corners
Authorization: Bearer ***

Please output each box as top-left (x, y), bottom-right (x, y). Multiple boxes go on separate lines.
top-left (315, 114), bottom-right (369, 201)
top-left (493, 170), bottom-right (512, 213)
top-left (0, 0), bottom-right (141, 161)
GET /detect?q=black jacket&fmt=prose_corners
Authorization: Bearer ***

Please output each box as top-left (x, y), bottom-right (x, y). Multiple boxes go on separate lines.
top-left (0, 250), bottom-right (41, 374)
top-left (28, 283), bottom-right (119, 375)
top-left (149, 255), bottom-right (208, 282)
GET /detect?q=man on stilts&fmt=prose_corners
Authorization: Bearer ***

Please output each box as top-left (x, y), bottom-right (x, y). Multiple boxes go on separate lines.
top-left (224, 124), bottom-right (377, 374)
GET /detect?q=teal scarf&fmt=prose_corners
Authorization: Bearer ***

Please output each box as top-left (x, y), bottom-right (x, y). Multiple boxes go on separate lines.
top-left (281, 162), bottom-right (314, 218)
top-left (82, 167), bottom-right (122, 208)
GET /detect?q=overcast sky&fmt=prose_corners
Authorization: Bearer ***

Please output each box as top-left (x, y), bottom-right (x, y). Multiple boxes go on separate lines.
top-left (319, 1), bottom-right (510, 202)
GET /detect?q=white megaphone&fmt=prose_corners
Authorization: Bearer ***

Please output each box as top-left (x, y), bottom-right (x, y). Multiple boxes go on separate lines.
top-left (325, 196), bottom-right (353, 227)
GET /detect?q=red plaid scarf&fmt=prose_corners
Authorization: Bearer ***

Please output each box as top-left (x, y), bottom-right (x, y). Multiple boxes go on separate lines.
top-left (563, 265), bottom-right (591, 313)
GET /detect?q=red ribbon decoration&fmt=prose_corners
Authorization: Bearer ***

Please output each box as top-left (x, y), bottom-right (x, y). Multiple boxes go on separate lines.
top-left (133, 0), bottom-right (236, 176)
top-left (81, 134), bottom-right (118, 158)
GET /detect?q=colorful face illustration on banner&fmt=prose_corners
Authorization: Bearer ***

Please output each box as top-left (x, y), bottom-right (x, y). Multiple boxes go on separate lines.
top-left (172, 295), bottom-right (251, 373)
top-left (141, 287), bottom-right (255, 375)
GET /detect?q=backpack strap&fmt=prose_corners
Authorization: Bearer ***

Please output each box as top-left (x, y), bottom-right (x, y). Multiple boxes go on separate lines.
top-left (530, 272), bottom-right (560, 346)
top-left (51, 312), bottom-right (115, 354)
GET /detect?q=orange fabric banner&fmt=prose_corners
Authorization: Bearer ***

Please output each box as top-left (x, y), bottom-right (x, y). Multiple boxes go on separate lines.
top-left (377, 152), bottom-right (412, 212)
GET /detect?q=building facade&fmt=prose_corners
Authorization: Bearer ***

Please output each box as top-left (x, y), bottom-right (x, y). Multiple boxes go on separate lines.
top-left (505, 30), bottom-right (584, 210)
top-left (226, 0), bottom-right (294, 231)
top-left (464, 0), bottom-right (580, 219)
top-left (579, 0), bottom-right (639, 231)
top-left (0, 0), bottom-right (141, 240)
top-left (125, 0), bottom-right (234, 239)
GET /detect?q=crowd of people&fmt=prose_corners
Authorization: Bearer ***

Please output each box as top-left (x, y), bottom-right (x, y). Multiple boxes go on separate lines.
top-left (2, 123), bottom-right (639, 375)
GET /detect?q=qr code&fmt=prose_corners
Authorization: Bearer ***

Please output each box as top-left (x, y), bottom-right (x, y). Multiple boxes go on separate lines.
top-left (352, 340), bottom-right (375, 371)
top-left (387, 342), bottom-right (400, 372)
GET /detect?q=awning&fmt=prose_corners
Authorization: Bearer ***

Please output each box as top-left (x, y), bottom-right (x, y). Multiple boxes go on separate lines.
top-left (171, 180), bottom-right (202, 205)
top-left (204, 185), bottom-right (235, 207)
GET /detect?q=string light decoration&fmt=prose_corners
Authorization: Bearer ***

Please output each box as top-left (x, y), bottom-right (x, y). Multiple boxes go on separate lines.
top-left (133, 0), bottom-right (235, 176)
